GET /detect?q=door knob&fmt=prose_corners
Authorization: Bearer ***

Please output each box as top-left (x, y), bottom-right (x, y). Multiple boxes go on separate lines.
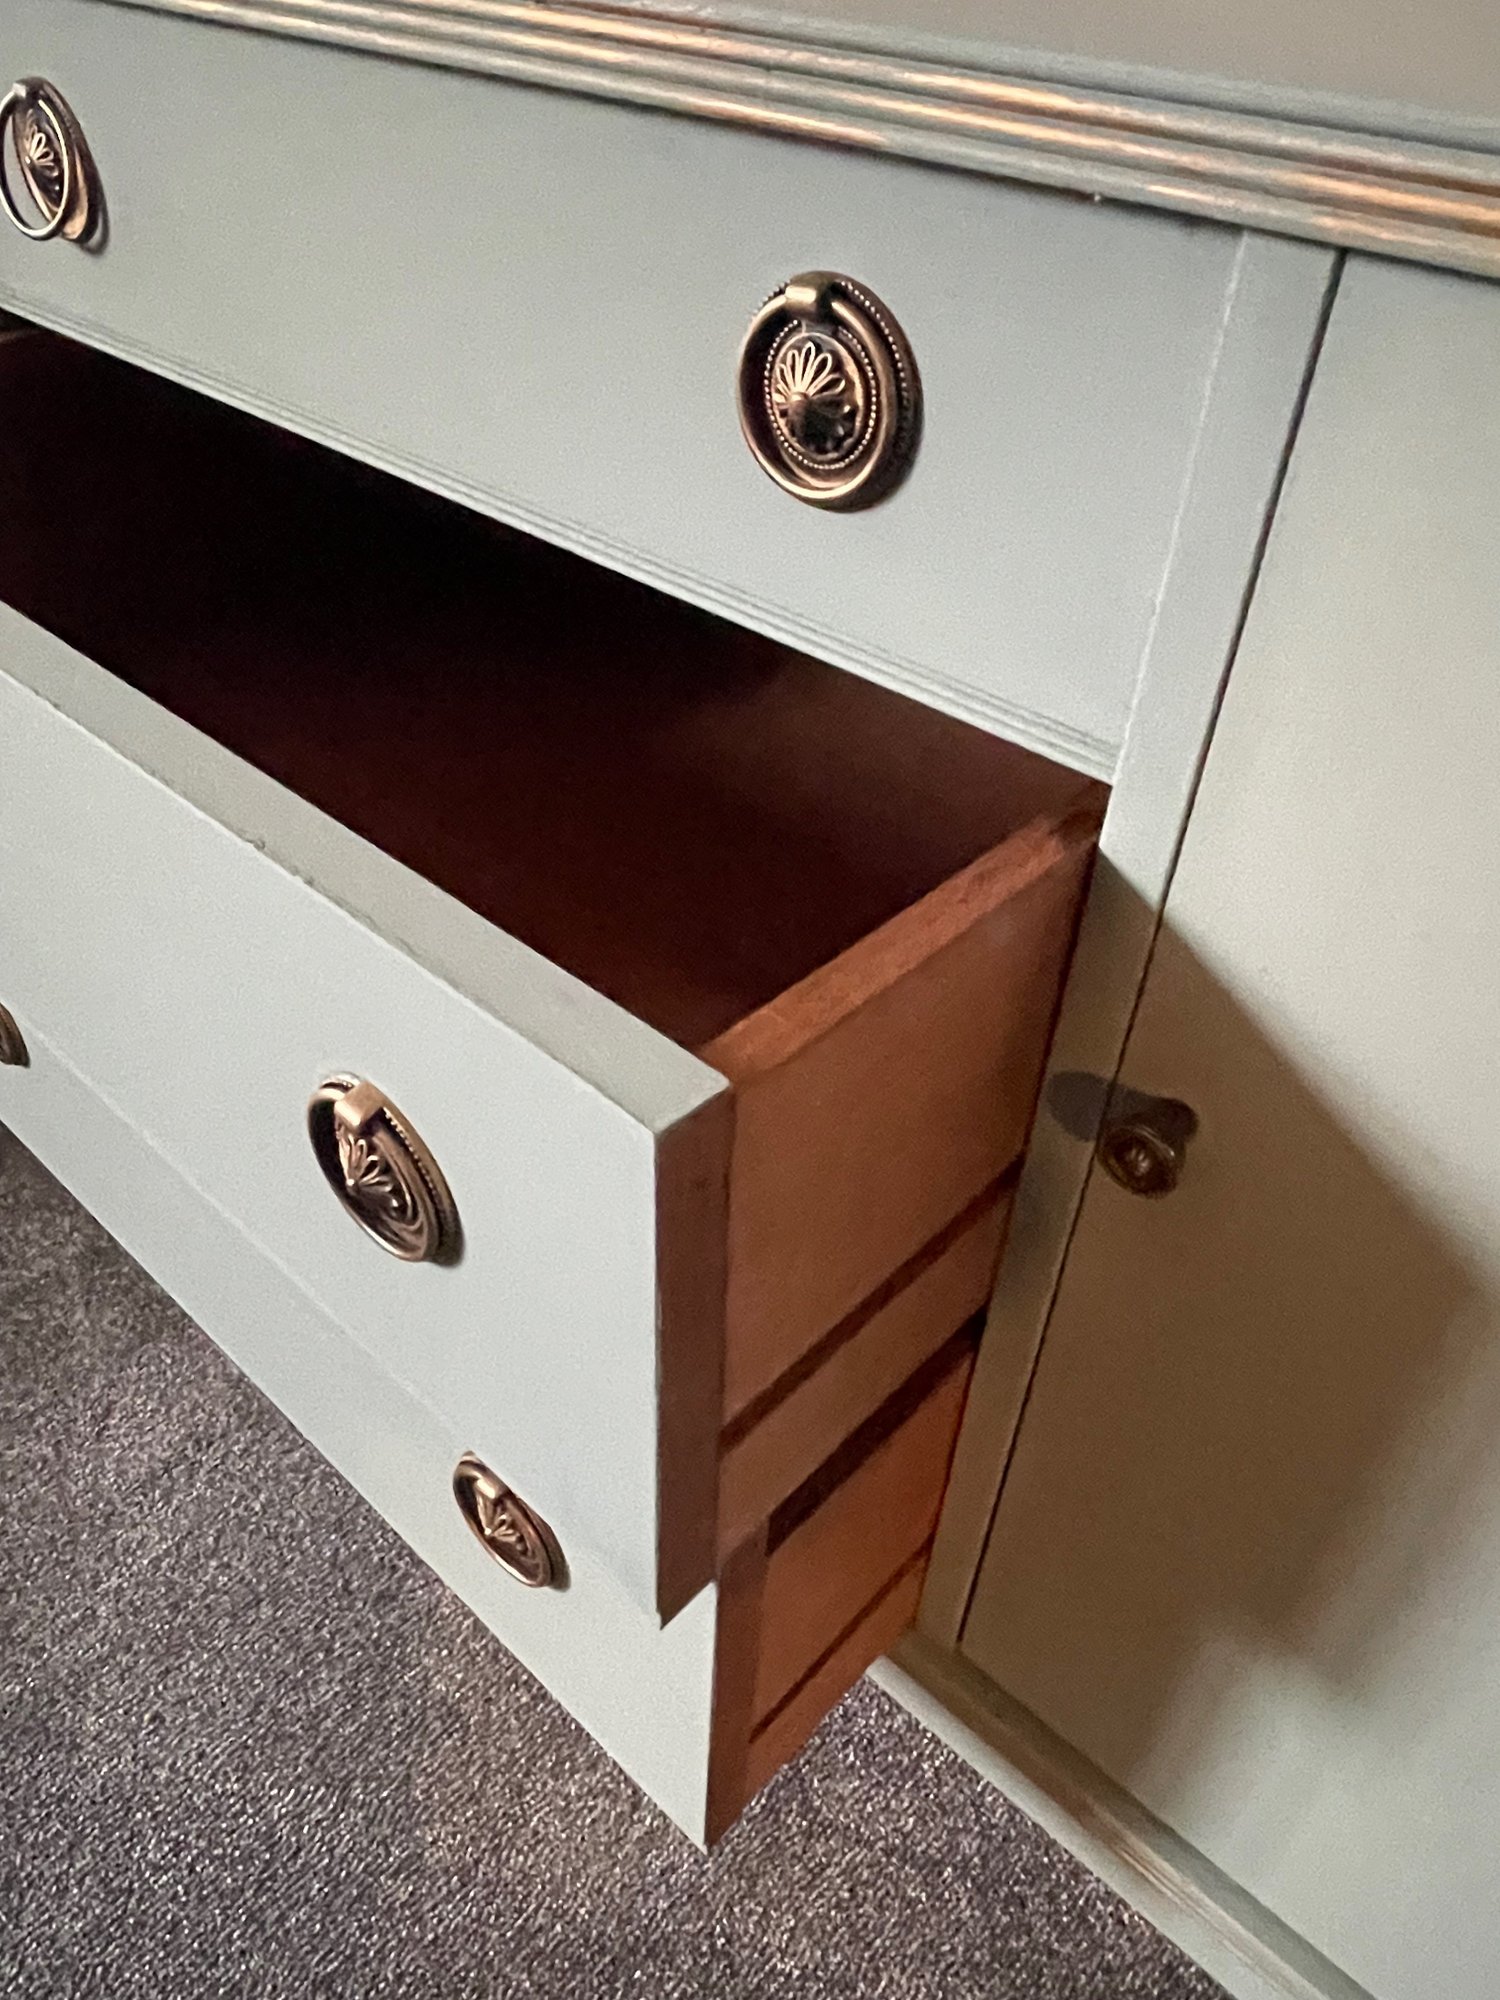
top-left (1097, 1094), bottom-right (1197, 1198)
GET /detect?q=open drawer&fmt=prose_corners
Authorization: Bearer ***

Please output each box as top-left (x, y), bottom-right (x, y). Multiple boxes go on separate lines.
top-left (0, 332), bottom-right (1101, 1818)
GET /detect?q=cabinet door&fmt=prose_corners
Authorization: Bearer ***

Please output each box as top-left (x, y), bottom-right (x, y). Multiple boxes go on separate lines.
top-left (962, 256), bottom-right (1500, 2000)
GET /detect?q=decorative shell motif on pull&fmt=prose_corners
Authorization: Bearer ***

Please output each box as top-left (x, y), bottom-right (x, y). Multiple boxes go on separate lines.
top-left (17, 103), bottom-right (63, 211)
top-left (473, 1485), bottom-right (545, 1575)
top-left (335, 1117), bottom-right (424, 1242)
top-left (769, 333), bottom-right (867, 464)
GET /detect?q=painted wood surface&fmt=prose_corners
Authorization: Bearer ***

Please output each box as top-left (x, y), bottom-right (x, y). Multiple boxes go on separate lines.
top-left (0, 329), bottom-right (1091, 1060)
top-left (0, 630), bottom-right (724, 1622)
top-left (922, 233), bottom-right (1337, 1644)
top-left (1, 0), bottom-right (1248, 775)
top-left (964, 255), bottom-right (1500, 2000)
top-left (602, 0), bottom-right (1500, 150)
top-left (0, 1026), bottom-right (723, 1842)
top-left (0, 1022), bottom-right (976, 1840)
top-left (96, 0), bottom-right (1500, 278)
top-left (876, 1642), bottom-right (1362, 2000)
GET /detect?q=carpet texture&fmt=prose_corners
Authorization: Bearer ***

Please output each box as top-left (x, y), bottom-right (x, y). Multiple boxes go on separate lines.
top-left (1, 1130), bottom-right (1226, 1999)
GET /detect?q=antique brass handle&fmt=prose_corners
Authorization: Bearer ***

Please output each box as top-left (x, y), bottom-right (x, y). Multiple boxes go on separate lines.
top-left (306, 1075), bottom-right (460, 1262)
top-left (737, 271), bottom-right (921, 510)
top-left (1097, 1094), bottom-right (1198, 1198)
top-left (0, 80), bottom-right (99, 243)
top-left (453, 1453), bottom-right (563, 1589)
top-left (0, 1002), bottom-right (28, 1066)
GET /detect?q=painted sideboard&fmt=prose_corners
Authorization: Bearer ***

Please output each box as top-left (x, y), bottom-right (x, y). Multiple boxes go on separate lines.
top-left (0, 4), bottom-right (1496, 1994)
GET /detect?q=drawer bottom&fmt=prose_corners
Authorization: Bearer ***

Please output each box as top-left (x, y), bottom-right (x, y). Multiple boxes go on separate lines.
top-left (1, 1025), bottom-right (969, 1841)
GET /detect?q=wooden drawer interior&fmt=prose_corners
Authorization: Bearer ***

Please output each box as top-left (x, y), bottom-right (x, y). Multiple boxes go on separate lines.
top-left (0, 332), bottom-right (1103, 1691)
top-left (0, 334), bottom-right (1095, 1051)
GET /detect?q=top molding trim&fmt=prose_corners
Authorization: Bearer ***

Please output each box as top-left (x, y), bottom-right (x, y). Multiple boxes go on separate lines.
top-left (102, 0), bottom-right (1500, 277)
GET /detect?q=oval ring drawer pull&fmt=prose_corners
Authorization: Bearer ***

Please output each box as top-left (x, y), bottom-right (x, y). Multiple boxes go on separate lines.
top-left (453, 1453), bottom-right (563, 1589)
top-left (0, 79), bottom-right (99, 243)
top-left (737, 271), bottom-right (921, 510)
top-left (306, 1074), bottom-right (460, 1263)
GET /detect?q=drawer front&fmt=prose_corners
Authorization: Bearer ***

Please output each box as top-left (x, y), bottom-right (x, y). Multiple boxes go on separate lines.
top-left (1, 1028), bottom-right (971, 1841)
top-left (0, 619), bottom-right (726, 1621)
top-left (0, 1030), bottom-right (722, 1842)
top-left (0, 0), bottom-right (1244, 776)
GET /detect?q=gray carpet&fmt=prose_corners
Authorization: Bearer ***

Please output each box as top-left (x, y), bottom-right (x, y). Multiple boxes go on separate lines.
top-left (1, 1129), bottom-right (1226, 2000)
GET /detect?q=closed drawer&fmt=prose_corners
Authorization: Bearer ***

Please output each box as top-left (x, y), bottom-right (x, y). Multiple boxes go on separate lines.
top-left (0, 332), bottom-right (1101, 1636)
top-left (0, 0), bottom-right (1245, 775)
top-left (1, 1030), bottom-right (970, 1841)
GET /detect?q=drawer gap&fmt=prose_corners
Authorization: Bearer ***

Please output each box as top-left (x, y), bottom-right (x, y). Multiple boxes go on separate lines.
top-left (765, 1323), bottom-right (979, 1553)
top-left (720, 1172), bottom-right (1012, 1450)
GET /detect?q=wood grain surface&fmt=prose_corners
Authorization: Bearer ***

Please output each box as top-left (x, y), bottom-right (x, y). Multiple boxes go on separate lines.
top-left (707, 809), bottom-right (1100, 1419)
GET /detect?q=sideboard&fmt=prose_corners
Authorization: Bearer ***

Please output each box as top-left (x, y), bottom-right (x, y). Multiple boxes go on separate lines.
top-left (2, 6), bottom-right (1497, 1995)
